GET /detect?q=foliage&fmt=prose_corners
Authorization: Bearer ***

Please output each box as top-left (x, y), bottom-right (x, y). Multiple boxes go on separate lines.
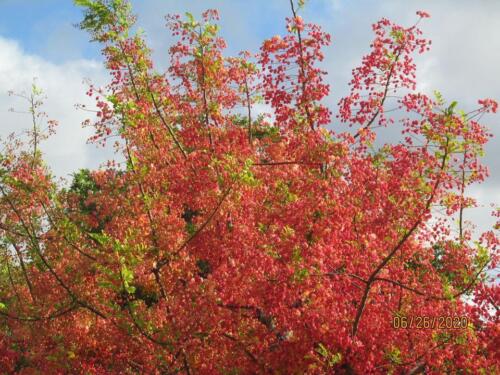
top-left (0, 1), bottom-right (498, 373)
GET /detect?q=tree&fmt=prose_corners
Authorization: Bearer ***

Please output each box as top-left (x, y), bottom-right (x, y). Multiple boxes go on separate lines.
top-left (0, 1), bottom-right (498, 373)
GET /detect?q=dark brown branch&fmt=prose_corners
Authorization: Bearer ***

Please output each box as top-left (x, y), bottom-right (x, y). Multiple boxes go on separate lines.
top-left (10, 242), bottom-right (36, 302)
top-left (221, 333), bottom-right (261, 368)
top-left (254, 161), bottom-right (322, 167)
top-left (148, 87), bottom-right (189, 160)
top-left (351, 137), bottom-right (449, 337)
top-left (0, 186), bottom-right (107, 320)
top-left (353, 49), bottom-right (402, 140)
top-left (121, 274), bottom-right (173, 349)
top-left (197, 29), bottom-right (214, 149)
top-left (374, 337), bottom-right (452, 373)
top-left (39, 200), bottom-right (97, 261)
top-left (118, 42), bottom-right (161, 152)
top-left (244, 72), bottom-right (253, 145)
top-left (407, 360), bottom-right (426, 375)
top-left (373, 258), bottom-right (489, 301)
top-left (182, 350), bottom-right (191, 375)
top-left (0, 302), bottom-right (77, 322)
top-left (124, 138), bottom-right (167, 300)
top-left (0, 222), bottom-right (27, 238)
top-left (156, 187), bottom-right (232, 270)
top-left (4, 257), bottom-right (22, 303)
top-left (289, 0), bottom-right (314, 131)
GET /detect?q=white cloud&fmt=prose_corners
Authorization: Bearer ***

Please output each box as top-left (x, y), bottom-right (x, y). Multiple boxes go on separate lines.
top-left (0, 36), bottom-right (109, 181)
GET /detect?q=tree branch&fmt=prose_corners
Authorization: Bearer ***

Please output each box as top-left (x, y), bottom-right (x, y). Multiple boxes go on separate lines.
top-left (351, 137), bottom-right (449, 337)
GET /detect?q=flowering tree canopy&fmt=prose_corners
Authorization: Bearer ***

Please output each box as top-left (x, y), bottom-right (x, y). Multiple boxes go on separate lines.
top-left (0, 0), bottom-right (498, 373)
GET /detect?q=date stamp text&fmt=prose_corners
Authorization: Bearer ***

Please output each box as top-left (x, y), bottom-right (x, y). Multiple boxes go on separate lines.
top-left (392, 315), bottom-right (469, 329)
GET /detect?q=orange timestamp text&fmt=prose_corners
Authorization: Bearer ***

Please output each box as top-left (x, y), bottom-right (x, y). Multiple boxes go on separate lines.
top-left (392, 315), bottom-right (469, 329)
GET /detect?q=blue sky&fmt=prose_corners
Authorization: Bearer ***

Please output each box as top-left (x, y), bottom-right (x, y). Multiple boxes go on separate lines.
top-left (0, 0), bottom-right (335, 62)
top-left (0, 0), bottom-right (97, 61)
top-left (0, 0), bottom-right (499, 235)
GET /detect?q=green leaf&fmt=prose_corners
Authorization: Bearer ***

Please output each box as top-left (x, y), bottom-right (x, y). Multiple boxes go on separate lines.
top-left (74, 0), bottom-right (94, 6)
top-left (185, 12), bottom-right (195, 24)
top-left (292, 246), bottom-right (302, 263)
top-left (434, 90), bottom-right (444, 105)
top-left (293, 268), bottom-right (309, 283)
top-left (89, 232), bottom-right (110, 245)
top-left (329, 352), bottom-right (342, 366)
top-left (385, 346), bottom-right (402, 365)
top-left (186, 222), bottom-right (197, 236)
top-left (121, 262), bottom-right (135, 294)
top-left (315, 343), bottom-right (342, 367)
top-left (316, 343), bottom-right (329, 357)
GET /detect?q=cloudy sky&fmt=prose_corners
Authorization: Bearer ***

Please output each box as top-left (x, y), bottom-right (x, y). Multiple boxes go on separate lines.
top-left (0, 0), bottom-right (498, 233)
